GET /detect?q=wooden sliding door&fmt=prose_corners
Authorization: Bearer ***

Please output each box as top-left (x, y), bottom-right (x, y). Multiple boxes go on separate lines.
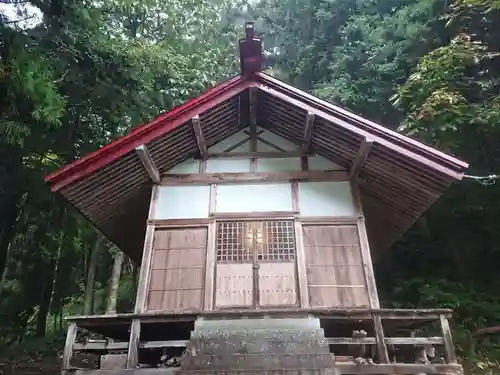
top-left (146, 228), bottom-right (207, 311)
top-left (214, 220), bottom-right (298, 309)
top-left (303, 224), bottom-right (369, 308)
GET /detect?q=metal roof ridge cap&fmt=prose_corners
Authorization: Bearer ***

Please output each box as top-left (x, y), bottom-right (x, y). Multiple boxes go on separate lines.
top-left (44, 75), bottom-right (248, 185)
top-left (255, 72), bottom-right (469, 171)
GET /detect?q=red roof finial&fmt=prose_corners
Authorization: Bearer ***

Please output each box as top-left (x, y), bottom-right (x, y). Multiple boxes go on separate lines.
top-left (239, 22), bottom-right (263, 76)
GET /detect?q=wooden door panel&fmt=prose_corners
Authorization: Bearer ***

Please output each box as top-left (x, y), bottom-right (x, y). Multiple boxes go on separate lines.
top-left (303, 224), bottom-right (369, 308)
top-left (258, 262), bottom-right (297, 306)
top-left (146, 228), bottom-right (207, 311)
top-left (215, 263), bottom-right (253, 308)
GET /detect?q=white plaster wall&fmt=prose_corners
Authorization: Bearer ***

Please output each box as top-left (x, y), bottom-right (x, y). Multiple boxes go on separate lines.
top-left (257, 127), bottom-right (297, 151)
top-left (207, 129), bottom-right (249, 153)
top-left (216, 184), bottom-right (294, 213)
top-left (206, 159), bottom-right (251, 173)
top-left (308, 155), bottom-right (344, 171)
top-left (167, 158), bottom-right (200, 173)
top-left (256, 158), bottom-right (301, 172)
top-left (298, 182), bottom-right (355, 217)
top-left (256, 140), bottom-right (280, 152)
top-left (155, 186), bottom-right (210, 219)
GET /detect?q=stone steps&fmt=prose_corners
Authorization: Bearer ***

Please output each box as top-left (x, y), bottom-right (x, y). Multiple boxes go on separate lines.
top-left (182, 317), bottom-right (332, 372)
top-left (176, 370), bottom-right (339, 375)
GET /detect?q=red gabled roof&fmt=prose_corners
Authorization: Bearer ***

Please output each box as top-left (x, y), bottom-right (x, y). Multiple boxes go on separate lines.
top-left (46, 72), bottom-right (467, 192)
top-left (45, 75), bottom-right (251, 191)
top-left (255, 73), bottom-right (468, 172)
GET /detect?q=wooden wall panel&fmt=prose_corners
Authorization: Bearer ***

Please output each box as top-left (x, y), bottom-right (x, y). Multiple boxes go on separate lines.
top-left (258, 262), bottom-right (297, 306)
top-left (303, 224), bottom-right (369, 308)
top-left (146, 228), bottom-right (207, 311)
top-left (215, 264), bottom-right (253, 308)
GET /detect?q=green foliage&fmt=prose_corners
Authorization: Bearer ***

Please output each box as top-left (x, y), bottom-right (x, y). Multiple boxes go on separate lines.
top-left (0, 0), bottom-right (240, 347)
top-left (2, 0), bottom-right (500, 372)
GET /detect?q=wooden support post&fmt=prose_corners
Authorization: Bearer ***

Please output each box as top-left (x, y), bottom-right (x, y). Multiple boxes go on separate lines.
top-left (373, 314), bottom-right (390, 364)
top-left (192, 115), bottom-right (207, 159)
top-left (249, 87), bottom-right (257, 172)
top-left (62, 322), bottom-right (78, 372)
top-left (440, 314), bottom-right (458, 364)
top-left (134, 186), bottom-right (158, 313)
top-left (301, 156), bottom-right (309, 171)
top-left (301, 112), bottom-right (316, 153)
top-left (126, 319), bottom-right (141, 368)
top-left (203, 220), bottom-right (216, 311)
top-left (291, 181), bottom-right (299, 213)
top-left (349, 138), bottom-right (374, 180)
top-left (135, 145), bottom-right (160, 184)
top-left (294, 221), bottom-right (309, 308)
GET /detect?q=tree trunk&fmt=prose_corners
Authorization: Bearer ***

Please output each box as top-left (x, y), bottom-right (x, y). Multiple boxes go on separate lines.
top-left (35, 257), bottom-right (56, 337)
top-left (0, 193), bottom-right (21, 279)
top-left (84, 234), bottom-right (103, 315)
top-left (0, 193), bottom-right (27, 299)
top-left (48, 209), bottom-right (67, 320)
top-left (106, 250), bottom-right (124, 314)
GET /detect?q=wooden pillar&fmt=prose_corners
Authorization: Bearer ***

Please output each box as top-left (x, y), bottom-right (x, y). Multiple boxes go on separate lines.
top-left (373, 314), bottom-right (390, 363)
top-left (203, 220), bottom-right (216, 311)
top-left (440, 315), bottom-right (458, 364)
top-left (351, 181), bottom-right (388, 363)
top-left (294, 221), bottom-right (309, 308)
top-left (134, 185), bottom-right (159, 313)
top-left (62, 323), bottom-right (78, 372)
top-left (126, 319), bottom-right (141, 368)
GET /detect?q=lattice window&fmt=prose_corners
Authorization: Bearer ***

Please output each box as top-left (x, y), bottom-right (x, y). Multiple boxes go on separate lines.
top-left (216, 220), bottom-right (296, 263)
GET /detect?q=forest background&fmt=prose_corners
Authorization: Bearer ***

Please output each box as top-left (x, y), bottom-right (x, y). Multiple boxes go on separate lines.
top-left (1, 0), bottom-right (500, 373)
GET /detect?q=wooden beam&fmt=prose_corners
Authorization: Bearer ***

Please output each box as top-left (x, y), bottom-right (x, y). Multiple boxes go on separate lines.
top-left (294, 221), bottom-right (309, 308)
top-left (249, 87), bottom-right (257, 144)
top-left (211, 211), bottom-right (296, 220)
top-left (204, 151), bottom-right (308, 159)
top-left (440, 315), bottom-right (458, 364)
top-left (203, 222), bottom-right (216, 311)
top-left (135, 145), bottom-right (160, 184)
top-left (161, 170), bottom-right (348, 185)
top-left (126, 319), bottom-right (140, 368)
top-left (301, 112), bottom-right (316, 153)
top-left (73, 340), bottom-right (189, 351)
top-left (326, 337), bottom-right (445, 345)
top-left (72, 364), bottom-right (464, 375)
top-left (191, 115), bottom-right (207, 159)
top-left (373, 315), bottom-right (390, 363)
top-left (147, 218), bottom-right (212, 227)
top-left (473, 325), bottom-right (500, 337)
top-left (133, 186), bottom-right (158, 313)
top-left (349, 138), bottom-right (374, 180)
top-left (249, 87), bottom-right (258, 172)
top-left (62, 322), bottom-right (78, 372)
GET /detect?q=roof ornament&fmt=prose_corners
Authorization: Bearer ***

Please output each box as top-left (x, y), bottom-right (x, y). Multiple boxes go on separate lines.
top-left (239, 22), bottom-right (264, 76)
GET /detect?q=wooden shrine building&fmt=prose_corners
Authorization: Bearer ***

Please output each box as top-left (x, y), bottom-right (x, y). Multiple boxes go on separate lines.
top-left (45, 23), bottom-right (469, 375)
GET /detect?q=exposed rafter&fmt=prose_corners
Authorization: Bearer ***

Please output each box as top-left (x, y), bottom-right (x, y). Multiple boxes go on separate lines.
top-left (301, 112), bottom-right (316, 153)
top-left (249, 87), bottom-right (258, 151)
top-left (191, 115), bottom-right (207, 159)
top-left (349, 138), bottom-right (374, 180)
top-left (135, 145), bottom-right (160, 184)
